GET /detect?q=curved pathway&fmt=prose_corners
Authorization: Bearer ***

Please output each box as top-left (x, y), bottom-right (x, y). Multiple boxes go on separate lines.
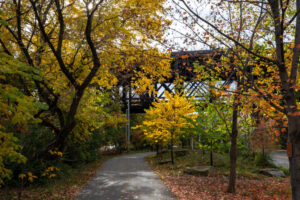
top-left (75, 152), bottom-right (176, 200)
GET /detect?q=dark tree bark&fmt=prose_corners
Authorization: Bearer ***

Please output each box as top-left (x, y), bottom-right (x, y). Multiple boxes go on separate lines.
top-left (171, 132), bottom-right (174, 164)
top-left (210, 140), bottom-right (213, 166)
top-left (227, 91), bottom-right (239, 193)
top-left (1, 0), bottom-right (105, 158)
top-left (289, 115), bottom-right (300, 200)
top-left (267, 0), bottom-right (300, 198)
top-left (30, 0), bottom-right (103, 155)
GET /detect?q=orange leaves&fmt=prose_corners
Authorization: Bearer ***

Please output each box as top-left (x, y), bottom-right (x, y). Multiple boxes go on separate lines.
top-left (23, 129), bottom-right (29, 133)
top-left (181, 55), bottom-right (189, 59)
top-left (161, 174), bottom-right (291, 200)
top-left (289, 111), bottom-right (300, 117)
top-left (274, 130), bottom-right (280, 136)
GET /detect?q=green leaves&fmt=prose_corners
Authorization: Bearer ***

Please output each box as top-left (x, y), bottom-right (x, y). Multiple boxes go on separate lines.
top-left (0, 19), bottom-right (7, 26)
top-left (0, 11), bottom-right (8, 26)
top-left (0, 127), bottom-right (27, 186)
top-left (0, 53), bottom-right (41, 79)
top-left (33, 102), bottom-right (49, 110)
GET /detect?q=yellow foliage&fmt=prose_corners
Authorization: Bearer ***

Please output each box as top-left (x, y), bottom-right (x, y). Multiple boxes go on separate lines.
top-left (0, 0), bottom-right (171, 187)
top-left (137, 91), bottom-right (195, 147)
top-left (0, 126), bottom-right (26, 186)
top-left (42, 166), bottom-right (59, 179)
top-left (49, 150), bottom-right (63, 158)
top-left (48, 174), bottom-right (56, 178)
top-left (18, 174), bottom-right (26, 180)
top-left (26, 172), bottom-right (37, 183)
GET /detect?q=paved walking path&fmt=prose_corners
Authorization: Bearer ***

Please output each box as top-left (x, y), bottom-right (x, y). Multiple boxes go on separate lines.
top-left (75, 152), bottom-right (176, 200)
top-left (270, 150), bottom-right (289, 170)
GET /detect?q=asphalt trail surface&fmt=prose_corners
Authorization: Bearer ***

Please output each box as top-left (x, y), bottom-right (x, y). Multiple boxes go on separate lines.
top-left (269, 150), bottom-right (289, 170)
top-left (75, 152), bottom-right (176, 200)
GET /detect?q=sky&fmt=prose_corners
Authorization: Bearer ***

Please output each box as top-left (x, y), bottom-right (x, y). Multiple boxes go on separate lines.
top-left (163, 0), bottom-right (216, 52)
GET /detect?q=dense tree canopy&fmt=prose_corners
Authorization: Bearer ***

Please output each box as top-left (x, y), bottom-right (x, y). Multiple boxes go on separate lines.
top-left (137, 91), bottom-right (195, 163)
top-left (0, 0), bottom-right (299, 199)
top-left (0, 0), bottom-right (171, 185)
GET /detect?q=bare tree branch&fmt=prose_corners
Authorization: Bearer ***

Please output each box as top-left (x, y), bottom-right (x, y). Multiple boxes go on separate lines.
top-left (29, 0), bottom-right (79, 88)
top-left (179, 0), bottom-right (277, 65)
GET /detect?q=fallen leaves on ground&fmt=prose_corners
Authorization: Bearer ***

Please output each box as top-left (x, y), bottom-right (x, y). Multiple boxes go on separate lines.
top-left (160, 173), bottom-right (291, 200)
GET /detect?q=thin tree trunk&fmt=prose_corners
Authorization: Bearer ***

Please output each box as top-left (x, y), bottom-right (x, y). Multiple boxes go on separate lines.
top-left (171, 133), bottom-right (174, 164)
top-left (210, 140), bottom-right (213, 166)
top-left (18, 178), bottom-right (23, 200)
top-left (227, 92), bottom-right (239, 193)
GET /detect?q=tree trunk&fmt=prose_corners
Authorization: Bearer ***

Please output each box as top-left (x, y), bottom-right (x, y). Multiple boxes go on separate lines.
top-left (41, 89), bottom-right (84, 158)
top-left (288, 0), bottom-right (300, 197)
top-left (288, 114), bottom-right (300, 200)
top-left (209, 140), bottom-right (213, 166)
top-left (171, 133), bottom-right (174, 164)
top-left (227, 92), bottom-right (239, 193)
top-left (262, 144), bottom-right (265, 159)
top-left (262, 123), bottom-right (265, 159)
top-left (190, 136), bottom-right (194, 150)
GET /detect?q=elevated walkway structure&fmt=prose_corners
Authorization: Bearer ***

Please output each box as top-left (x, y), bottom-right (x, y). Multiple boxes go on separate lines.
top-left (119, 49), bottom-right (232, 147)
top-left (120, 50), bottom-right (225, 113)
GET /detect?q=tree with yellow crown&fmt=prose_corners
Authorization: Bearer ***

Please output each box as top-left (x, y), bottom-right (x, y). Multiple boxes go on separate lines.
top-left (138, 91), bottom-right (195, 164)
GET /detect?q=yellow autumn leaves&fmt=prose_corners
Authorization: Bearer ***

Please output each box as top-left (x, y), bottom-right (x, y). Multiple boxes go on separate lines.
top-left (49, 150), bottom-right (63, 157)
top-left (19, 172), bottom-right (37, 183)
top-left (19, 166), bottom-right (58, 183)
top-left (136, 91), bottom-right (195, 147)
top-left (0, 0), bottom-right (172, 187)
top-left (41, 166), bottom-right (59, 178)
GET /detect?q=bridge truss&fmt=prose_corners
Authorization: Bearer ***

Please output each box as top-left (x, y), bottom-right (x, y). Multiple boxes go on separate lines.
top-left (119, 50), bottom-right (224, 113)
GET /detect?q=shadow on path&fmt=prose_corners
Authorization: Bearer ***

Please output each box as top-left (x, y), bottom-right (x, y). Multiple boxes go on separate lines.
top-left (75, 152), bottom-right (176, 200)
